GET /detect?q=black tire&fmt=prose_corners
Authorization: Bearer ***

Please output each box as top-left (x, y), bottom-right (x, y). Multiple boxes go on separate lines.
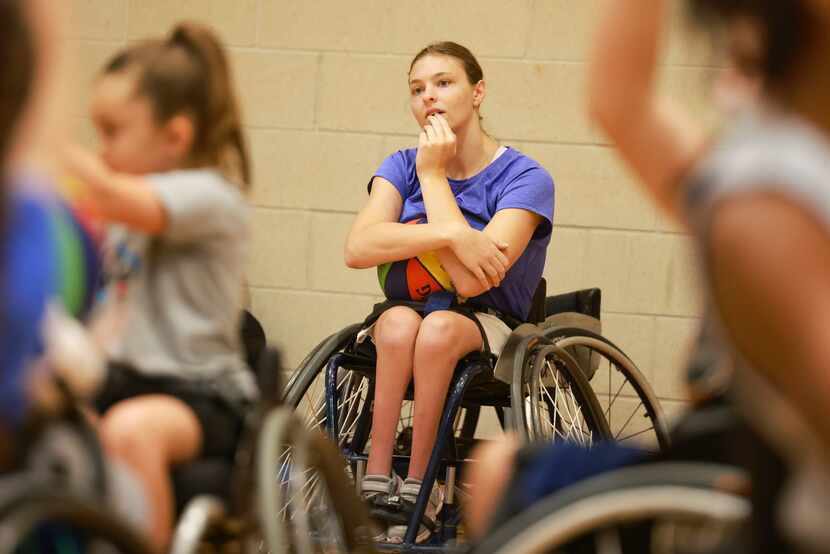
top-left (511, 340), bottom-right (611, 444)
top-left (0, 493), bottom-right (155, 554)
top-left (257, 408), bottom-right (377, 554)
top-left (476, 462), bottom-right (750, 554)
top-left (544, 327), bottom-right (670, 452)
top-left (284, 323), bottom-right (364, 405)
top-left (283, 325), bottom-right (373, 453)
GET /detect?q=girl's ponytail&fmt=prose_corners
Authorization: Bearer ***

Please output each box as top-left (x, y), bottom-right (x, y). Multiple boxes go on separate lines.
top-left (167, 23), bottom-right (250, 188)
top-left (101, 22), bottom-right (251, 190)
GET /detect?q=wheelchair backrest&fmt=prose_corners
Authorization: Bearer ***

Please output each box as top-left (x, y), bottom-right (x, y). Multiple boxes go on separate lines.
top-left (526, 281), bottom-right (603, 324)
top-left (240, 310), bottom-right (266, 370)
top-left (544, 287), bottom-right (602, 320)
top-left (526, 278), bottom-right (547, 324)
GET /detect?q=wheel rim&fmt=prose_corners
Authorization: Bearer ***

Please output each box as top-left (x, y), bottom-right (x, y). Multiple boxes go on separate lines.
top-left (263, 412), bottom-right (350, 554)
top-left (525, 346), bottom-right (602, 445)
top-left (493, 486), bottom-right (748, 554)
top-left (553, 335), bottom-right (668, 452)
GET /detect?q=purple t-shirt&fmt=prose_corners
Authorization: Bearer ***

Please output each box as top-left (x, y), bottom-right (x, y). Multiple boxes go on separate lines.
top-left (370, 147), bottom-right (555, 320)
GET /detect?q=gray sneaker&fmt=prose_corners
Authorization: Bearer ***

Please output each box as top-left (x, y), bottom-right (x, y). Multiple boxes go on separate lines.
top-left (360, 474), bottom-right (402, 541)
top-left (387, 477), bottom-right (444, 544)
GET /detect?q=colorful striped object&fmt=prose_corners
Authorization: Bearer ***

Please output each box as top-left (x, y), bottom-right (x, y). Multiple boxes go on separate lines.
top-left (51, 178), bottom-right (103, 319)
top-left (377, 219), bottom-right (454, 301)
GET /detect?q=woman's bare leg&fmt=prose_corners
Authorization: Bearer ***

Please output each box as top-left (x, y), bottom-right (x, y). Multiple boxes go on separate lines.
top-left (365, 306), bottom-right (422, 476)
top-left (408, 311), bottom-right (481, 480)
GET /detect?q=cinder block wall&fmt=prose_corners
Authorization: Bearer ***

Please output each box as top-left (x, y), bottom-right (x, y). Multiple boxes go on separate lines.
top-left (69, 0), bottom-right (716, 417)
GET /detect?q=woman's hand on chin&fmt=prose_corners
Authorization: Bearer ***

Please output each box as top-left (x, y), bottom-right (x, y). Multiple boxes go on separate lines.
top-left (416, 114), bottom-right (457, 181)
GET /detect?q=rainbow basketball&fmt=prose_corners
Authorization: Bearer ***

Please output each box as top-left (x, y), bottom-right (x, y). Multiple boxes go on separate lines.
top-left (378, 250), bottom-right (454, 301)
top-left (377, 219), bottom-right (454, 301)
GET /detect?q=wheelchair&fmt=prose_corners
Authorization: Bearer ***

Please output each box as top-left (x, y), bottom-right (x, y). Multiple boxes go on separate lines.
top-left (0, 480), bottom-right (154, 554)
top-left (170, 349), bottom-right (380, 554)
top-left (469, 354), bottom-right (828, 554)
top-left (469, 392), bottom-right (771, 554)
top-left (280, 280), bottom-right (670, 550)
top-left (0, 387), bottom-right (155, 554)
top-left (169, 316), bottom-right (378, 554)
top-left (0, 310), bottom-right (374, 554)
top-left (472, 461), bottom-right (750, 554)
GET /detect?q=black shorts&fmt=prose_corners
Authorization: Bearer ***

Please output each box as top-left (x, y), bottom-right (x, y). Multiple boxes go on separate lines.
top-left (94, 362), bottom-right (246, 460)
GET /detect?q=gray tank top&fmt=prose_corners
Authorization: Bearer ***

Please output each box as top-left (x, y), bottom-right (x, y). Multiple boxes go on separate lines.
top-left (683, 110), bottom-right (830, 551)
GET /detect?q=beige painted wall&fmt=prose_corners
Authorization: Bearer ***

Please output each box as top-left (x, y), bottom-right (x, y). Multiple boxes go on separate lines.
top-left (69, 0), bottom-right (717, 417)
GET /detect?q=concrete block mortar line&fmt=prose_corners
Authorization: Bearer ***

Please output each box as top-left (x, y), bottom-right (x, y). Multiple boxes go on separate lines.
top-left (248, 211), bottom-right (685, 235)
top-left (602, 310), bottom-right (701, 322)
top-left (255, 0), bottom-right (262, 48)
top-left (312, 52), bottom-right (323, 131)
top-left (239, 125), bottom-right (614, 150)
top-left (72, 38), bottom-right (128, 48)
top-left (238, 125), bottom-right (665, 159)
top-left (251, 205), bottom-right (313, 216)
top-left (69, 134), bottom-right (677, 232)
top-left (555, 223), bottom-right (689, 237)
top-left (250, 204), bottom-right (360, 216)
top-left (522, 0), bottom-right (537, 58)
top-left (244, 283), bottom-right (700, 320)
top-left (519, 137), bottom-right (611, 149)
top-left (305, 211), bottom-right (315, 291)
top-left (124, 0), bottom-right (130, 42)
top-left (312, 127), bottom-right (608, 148)
top-left (224, 46), bottom-right (721, 71)
top-left (247, 284), bottom-right (380, 300)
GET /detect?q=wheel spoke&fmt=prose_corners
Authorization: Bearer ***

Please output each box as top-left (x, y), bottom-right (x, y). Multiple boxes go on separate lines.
top-left (565, 387), bottom-right (590, 445)
top-left (551, 333), bottom-right (668, 451)
top-left (607, 374), bottom-right (627, 415)
top-left (616, 425), bottom-right (655, 443)
top-left (614, 400), bottom-right (644, 441)
top-left (536, 357), bottom-right (593, 446)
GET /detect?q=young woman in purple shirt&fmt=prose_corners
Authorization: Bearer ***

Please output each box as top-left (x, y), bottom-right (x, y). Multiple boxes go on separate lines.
top-left (344, 41), bottom-right (554, 542)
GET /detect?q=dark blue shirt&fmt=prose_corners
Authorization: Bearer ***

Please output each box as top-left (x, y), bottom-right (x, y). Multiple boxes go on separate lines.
top-left (0, 188), bottom-right (57, 425)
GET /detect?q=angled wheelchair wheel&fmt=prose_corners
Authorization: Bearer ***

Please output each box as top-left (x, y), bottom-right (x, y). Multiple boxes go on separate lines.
top-left (0, 492), bottom-right (154, 554)
top-left (285, 326), bottom-right (479, 480)
top-left (544, 327), bottom-right (671, 452)
top-left (284, 323), bottom-right (365, 422)
top-left (257, 408), bottom-right (376, 554)
top-left (512, 341), bottom-right (611, 445)
top-left (476, 462), bottom-right (750, 554)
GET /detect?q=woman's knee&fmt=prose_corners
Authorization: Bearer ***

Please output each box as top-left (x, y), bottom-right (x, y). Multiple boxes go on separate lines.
top-left (416, 311), bottom-right (481, 360)
top-left (374, 306), bottom-right (422, 352)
